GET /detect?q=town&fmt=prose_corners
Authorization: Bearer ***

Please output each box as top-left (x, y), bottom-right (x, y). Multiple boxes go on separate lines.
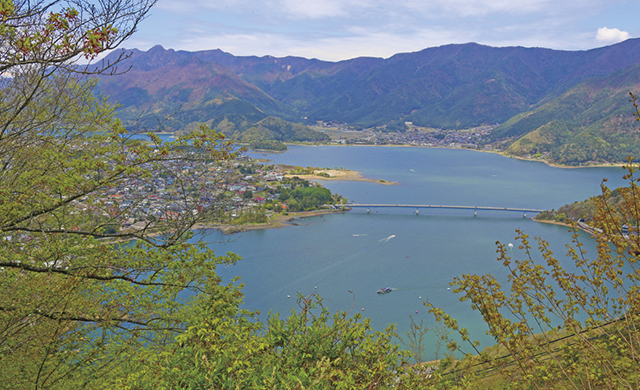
top-left (315, 123), bottom-right (497, 150)
top-left (76, 150), bottom-right (346, 235)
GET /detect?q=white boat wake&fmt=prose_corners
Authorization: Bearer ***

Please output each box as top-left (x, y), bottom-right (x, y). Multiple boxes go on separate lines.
top-left (379, 234), bottom-right (396, 243)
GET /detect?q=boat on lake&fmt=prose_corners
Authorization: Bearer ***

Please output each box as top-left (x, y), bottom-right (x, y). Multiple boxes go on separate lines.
top-left (377, 287), bottom-right (392, 294)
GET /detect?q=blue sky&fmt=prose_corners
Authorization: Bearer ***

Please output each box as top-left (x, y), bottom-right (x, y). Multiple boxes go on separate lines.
top-left (125, 0), bottom-right (640, 61)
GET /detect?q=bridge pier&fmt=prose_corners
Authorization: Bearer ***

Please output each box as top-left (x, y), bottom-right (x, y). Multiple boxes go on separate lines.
top-left (415, 209), bottom-right (419, 215)
top-left (367, 208), bottom-right (370, 214)
top-left (474, 210), bottom-right (477, 217)
top-left (523, 212), bottom-right (527, 218)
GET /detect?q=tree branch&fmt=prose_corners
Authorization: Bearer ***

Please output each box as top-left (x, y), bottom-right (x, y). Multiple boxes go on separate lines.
top-left (0, 304), bottom-right (179, 329)
top-left (0, 260), bottom-right (193, 288)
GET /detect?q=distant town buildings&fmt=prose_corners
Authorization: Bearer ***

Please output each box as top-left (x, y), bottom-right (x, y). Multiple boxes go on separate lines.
top-left (316, 124), bottom-right (496, 149)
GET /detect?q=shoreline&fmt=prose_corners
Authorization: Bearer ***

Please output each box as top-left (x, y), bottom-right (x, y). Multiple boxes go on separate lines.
top-left (192, 208), bottom-right (348, 235)
top-left (533, 219), bottom-right (573, 228)
top-left (497, 153), bottom-right (626, 169)
top-left (285, 142), bottom-right (628, 169)
top-left (533, 218), bottom-right (599, 236)
top-left (285, 169), bottom-right (399, 185)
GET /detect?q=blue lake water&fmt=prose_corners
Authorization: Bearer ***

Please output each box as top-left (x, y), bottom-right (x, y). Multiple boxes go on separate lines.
top-left (129, 133), bottom-right (176, 143)
top-left (198, 145), bottom-right (628, 358)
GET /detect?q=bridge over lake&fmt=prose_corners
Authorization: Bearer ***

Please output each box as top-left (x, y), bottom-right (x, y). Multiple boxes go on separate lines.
top-left (336, 203), bottom-right (545, 217)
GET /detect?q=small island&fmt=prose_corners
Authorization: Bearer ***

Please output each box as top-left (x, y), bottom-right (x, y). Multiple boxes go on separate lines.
top-left (281, 165), bottom-right (399, 185)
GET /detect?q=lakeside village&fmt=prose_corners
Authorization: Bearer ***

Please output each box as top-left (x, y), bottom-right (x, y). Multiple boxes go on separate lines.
top-left (91, 153), bottom-right (349, 235)
top-left (314, 122), bottom-right (498, 150)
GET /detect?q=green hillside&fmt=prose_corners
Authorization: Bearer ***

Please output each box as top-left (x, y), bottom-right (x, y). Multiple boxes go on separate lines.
top-left (493, 64), bottom-right (640, 165)
top-left (97, 48), bottom-right (327, 142)
top-left (212, 116), bottom-right (329, 143)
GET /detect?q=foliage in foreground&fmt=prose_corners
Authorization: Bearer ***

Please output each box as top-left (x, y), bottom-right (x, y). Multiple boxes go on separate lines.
top-left (535, 186), bottom-right (631, 224)
top-left (119, 294), bottom-right (413, 389)
top-left (427, 161), bottom-right (640, 389)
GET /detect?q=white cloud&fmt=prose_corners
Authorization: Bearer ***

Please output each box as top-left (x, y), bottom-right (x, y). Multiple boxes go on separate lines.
top-left (596, 27), bottom-right (630, 43)
top-left (277, 0), bottom-right (379, 19)
top-left (279, 0), bottom-right (347, 18)
top-left (428, 0), bottom-right (551, 17)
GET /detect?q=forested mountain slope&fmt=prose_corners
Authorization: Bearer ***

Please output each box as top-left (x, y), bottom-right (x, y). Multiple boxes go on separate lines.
top-left (494, 63), bottom-right (640, 164)
top-left (98, 39), bottom-right (640, 160)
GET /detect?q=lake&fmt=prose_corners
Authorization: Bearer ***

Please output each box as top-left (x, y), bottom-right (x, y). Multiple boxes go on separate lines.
top-left (198, 145), bottom-right (628, 359)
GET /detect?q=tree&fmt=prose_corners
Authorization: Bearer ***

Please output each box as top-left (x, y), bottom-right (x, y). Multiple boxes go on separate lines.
top-left (428, 173), bottom-right (640, 388)
top-left (289, 186), bottom-right (333, 211)
top-left (242, 189), bottom-right (254, 199)
top-left (423, 97), bottom-right (640, 389)
top-left (0, 1), bottom-right (250, 387)
top-left (0, 84), bottom-right (241, 386)
top-left (125, 294), bottom-right (410, 389)
top-left (1, 0), bottom-right (155, 71)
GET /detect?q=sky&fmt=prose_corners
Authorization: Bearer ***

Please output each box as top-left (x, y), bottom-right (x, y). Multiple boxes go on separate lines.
top-left (124, 0), bottom-right (640, 62)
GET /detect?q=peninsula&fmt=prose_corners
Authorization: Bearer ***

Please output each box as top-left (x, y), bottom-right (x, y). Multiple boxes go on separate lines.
top-left (286, 168), bottom-right (398, 185)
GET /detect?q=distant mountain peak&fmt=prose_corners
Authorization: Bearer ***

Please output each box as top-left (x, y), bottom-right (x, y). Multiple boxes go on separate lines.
top-left (97, 40), bottom-right (640, 163)
top-left (148, 44), bottom-right (166, 52)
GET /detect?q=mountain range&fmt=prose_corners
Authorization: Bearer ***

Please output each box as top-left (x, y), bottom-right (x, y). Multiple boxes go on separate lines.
top-left (97, 39), bottom-right (640, 164)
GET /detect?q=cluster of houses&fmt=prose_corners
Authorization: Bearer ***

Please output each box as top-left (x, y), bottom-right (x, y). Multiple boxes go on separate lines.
top-left (350, 126), bottom-right (494, 148)
top-left (328, 126), bottom-right (495, 149)
top-left (75, 155), bottom-right (318, 232)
